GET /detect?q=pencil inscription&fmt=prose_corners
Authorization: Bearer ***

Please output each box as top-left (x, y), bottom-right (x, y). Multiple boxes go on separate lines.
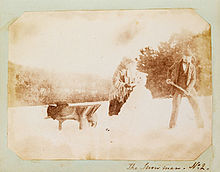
top-left (126, 162), bottom-right (210, 171)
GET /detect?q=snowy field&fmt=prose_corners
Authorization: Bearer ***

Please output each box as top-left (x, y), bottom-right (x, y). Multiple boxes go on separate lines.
top-left (8, 87), bottom-right (212, 160)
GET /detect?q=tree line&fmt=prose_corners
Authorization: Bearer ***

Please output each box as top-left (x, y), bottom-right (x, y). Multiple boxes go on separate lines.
top-left (8, 62), bottom-right (111, 106)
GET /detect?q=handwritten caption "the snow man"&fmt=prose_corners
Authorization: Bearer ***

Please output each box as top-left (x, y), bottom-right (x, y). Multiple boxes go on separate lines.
top-left (126, 162), bottom-right (210, 171)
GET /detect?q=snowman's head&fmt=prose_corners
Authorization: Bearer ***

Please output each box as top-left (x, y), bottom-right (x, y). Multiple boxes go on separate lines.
top-left (136, 72), bottom-right (148, 85)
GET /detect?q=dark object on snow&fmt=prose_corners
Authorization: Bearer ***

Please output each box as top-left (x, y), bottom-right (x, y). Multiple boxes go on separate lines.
top-left (46, 102), bottom-right (101, 130)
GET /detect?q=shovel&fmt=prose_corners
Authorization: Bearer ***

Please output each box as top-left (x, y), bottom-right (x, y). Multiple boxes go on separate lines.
top-left (166, 80), bottom-right (192, 96)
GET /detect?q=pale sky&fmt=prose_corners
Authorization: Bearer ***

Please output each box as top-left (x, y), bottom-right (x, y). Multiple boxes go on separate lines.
top-left (9, 9), bottom-right (209, 77)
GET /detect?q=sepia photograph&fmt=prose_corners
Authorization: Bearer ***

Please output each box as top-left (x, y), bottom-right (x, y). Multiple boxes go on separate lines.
top-left (8, 9), bottom-right (212, 160)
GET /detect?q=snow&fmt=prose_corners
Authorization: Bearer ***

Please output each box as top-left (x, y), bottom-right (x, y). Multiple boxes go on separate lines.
top-left (8, 85), bottom-right (211, 160)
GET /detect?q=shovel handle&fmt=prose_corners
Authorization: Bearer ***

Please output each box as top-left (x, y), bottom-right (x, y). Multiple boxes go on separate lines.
top-left (167, 80), bottom-right (191, 96)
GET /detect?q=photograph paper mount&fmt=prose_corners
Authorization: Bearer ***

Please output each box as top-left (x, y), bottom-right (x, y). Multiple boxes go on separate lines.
top-left (0, 2), bottom-right (219, 171)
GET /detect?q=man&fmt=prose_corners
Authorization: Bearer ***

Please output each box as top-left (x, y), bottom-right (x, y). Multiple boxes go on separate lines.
top-left (166, 51), bottom-right (204, 128)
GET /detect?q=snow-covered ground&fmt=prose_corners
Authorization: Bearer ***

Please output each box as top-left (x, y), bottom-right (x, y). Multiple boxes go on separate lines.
top-left (8, 86), bottom-right (211, 160)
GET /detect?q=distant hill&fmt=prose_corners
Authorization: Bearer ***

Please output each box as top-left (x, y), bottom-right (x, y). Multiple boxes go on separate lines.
top-left (8, 61), bottom-right (112, 107)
